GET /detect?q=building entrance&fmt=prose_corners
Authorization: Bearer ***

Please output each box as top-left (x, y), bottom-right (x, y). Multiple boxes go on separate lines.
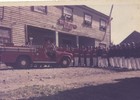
top-left (58, 32), bottom-right (77, 48)
top-left (79, 36), bottom-right (95, 47)
top-left (27, 25), bottom-right (55, 45)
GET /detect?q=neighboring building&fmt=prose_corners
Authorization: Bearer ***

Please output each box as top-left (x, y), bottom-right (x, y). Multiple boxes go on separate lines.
top-left (0, 6), bottom-right (111, 48)
top-left (120, 31), bottom-right (140, 44)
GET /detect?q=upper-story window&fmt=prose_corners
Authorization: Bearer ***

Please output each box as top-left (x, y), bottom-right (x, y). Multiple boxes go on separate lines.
top-left (31, 6), bottom-right (47, 14)
top-left (0, 7), bottom-right (4, 20)
top-left (0, 27), bottom-right (11, 44)
top-left (62, 7), bottom-right (73, 22)
top-left (83, 14), bottom-right (92, 27)
top-left (100, 19), bottom-right (106, 31)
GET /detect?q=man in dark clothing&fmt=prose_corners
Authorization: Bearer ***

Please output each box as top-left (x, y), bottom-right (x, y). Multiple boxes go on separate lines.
top-left (102, 47), bottom-right (108, 68)
top-left (135, 42), bottom-right (140, 70)
top-left (90, 46), bottom-right (98, 67)
top-left (119, 44), bottom-right (124, 68)
top-left (125, 43), bottom-right (132, 69)
top-left (96, 46), bottom-right (103, 67)
top-left (108, 45), bottom-right (115, 68)
top-left (73, 47), bottom-right (79, 67)
top-left (79, 46), bottom-right (85, 67)
top-left (86, 46), bottom-right (91, 67)
top-left (130, 42), bottom-right (137, 70)
top-left (121, 43), bottom-right (128, 68)
top-left (69, 47), bottom-right (75, 67)
top-left (113, 45), bottom-right (118, 68)
top-left (44, 40), bottom-right (56, 58)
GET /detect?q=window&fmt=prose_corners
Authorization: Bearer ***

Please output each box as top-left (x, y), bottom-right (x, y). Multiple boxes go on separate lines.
top-left (0, 7), bottom-right (4, 20)
top-left (31, 6), bottom-right (47, 14)
top-left (62, 7), bottom-right (73, 21)
top-left (83, 14), bottom-right (92, 27)
top-left (100, 19), bottom-right (106, 31)
top-left (99, 43), bottom-right (106, 48)
top-left (0, 27), bottom-right (11, 44)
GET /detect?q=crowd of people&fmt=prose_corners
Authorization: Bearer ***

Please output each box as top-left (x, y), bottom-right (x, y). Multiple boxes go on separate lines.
top-left (57, 42), bottom-right (140, 70)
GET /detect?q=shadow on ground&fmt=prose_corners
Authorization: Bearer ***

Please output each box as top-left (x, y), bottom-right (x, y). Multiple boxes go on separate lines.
top-left (28, 77), bottom-right (140, 100)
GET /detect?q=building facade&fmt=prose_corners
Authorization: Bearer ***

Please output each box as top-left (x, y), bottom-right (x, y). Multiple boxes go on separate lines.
top-left (0, 5), bottom-right (111, 48)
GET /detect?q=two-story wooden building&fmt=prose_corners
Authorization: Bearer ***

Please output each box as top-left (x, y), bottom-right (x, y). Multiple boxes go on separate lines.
top-left (0, 5), bottom-right (111, 48)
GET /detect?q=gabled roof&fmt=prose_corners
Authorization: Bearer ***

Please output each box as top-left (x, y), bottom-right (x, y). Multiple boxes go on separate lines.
top-left (120, 31), bottom-right (140, 44)
top-left (81, 5), bottom-right (110, 19)
top-left (76, 5), bottom-right (110, 20)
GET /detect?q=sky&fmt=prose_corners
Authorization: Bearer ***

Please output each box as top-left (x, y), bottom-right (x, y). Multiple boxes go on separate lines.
top-left (89, 4), bottom-right (140, 44)
top-left (0, 0), bottom-right (140, 44)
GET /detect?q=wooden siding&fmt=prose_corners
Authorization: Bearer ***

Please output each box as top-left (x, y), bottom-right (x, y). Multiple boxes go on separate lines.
top-left (0, 6), bottom-right (110, 46)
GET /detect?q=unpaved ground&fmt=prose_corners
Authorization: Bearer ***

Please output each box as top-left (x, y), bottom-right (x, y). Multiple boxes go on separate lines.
top-left (0, 65), bottom-right (140, 100)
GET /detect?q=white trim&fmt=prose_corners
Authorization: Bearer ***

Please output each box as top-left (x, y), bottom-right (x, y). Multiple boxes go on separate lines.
top-left (0, 46), bottom-right (36, 52)
top-left (33, 61), bottom-right (57, 64)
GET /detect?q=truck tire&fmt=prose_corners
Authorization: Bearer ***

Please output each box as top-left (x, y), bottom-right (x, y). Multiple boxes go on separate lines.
top-left (61, 57), bottom-right (70, 67)
top-left (16, 56), bottom-right (31, 69)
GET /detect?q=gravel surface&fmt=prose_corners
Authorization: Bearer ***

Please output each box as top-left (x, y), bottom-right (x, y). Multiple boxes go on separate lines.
top-left (0, 65), bottom-right (140, 100)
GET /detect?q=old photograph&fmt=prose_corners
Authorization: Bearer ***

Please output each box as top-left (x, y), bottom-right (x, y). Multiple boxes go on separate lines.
top-left (0, 0), bottom-right (140, 100)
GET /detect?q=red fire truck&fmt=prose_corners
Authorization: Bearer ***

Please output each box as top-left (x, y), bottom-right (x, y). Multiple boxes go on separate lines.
top-left (0, 43), bottom-right (73, 69)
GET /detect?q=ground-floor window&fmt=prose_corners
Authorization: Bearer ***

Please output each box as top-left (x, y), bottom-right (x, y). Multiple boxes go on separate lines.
top-left (0, 27), bottom-right (11, 44)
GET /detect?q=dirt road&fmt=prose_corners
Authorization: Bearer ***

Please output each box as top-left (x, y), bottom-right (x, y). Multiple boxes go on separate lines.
top-left (0, 66), bottom-right (140, 100)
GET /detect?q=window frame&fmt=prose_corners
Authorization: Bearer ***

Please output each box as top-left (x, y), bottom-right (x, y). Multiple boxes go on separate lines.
top-left (31, 6), bottom-right (47, 14)
top-left (83, 13), bottom-right (92, 27)
top-left (62, 6), bottom-right (73, 22)
top-left (0, 27), bottom-right (12, 44)
top-left (100, 19), bottom-right (107, 31)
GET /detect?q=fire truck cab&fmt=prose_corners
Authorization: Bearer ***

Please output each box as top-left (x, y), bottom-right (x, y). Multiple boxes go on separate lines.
top-left (0, 43), bottom-right (73, 68)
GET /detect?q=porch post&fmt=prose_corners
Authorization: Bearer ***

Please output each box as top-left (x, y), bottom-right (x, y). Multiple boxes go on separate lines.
top-left (56, 31), bottom-right (59, 47)
top-left (76, 36), bottom-right (79, 48)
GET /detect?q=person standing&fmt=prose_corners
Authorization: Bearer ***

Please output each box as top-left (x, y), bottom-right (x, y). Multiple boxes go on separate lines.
top-left (44, 40), bottom-right (56, 58)
top-left (96, 46), bottom-right (103, 68)
top-left (79, 46), bottom-right (85, 67)
top-left (135, 43), bottom-right (140, 70)
top-left (102, 47), bottom-right (108, 68)
top-left (110, 45), bottom-right (116, 68)
top-left (69, 47), bottom-right (75, 67)
top-left (73, 47), bottom-right (79, 67)
top-left (121, 43), bottom-right (127, 69)
top-left (116, 45), bottom-right (121, 68)
top-left (108, 45), bottom-right (115, 68)
top-left (90, 46), bottom-right (97, 67)
top-left (126, 43), bottom-right (132, 69)
top-left (130, 42), bottom-right (137, 70)
top-left (119, 44), bottom-right (124, 68)
top-left (113, 45), bottom-right (119, 68)
top-left (84, 46), bottom-right (87, 67)
top-left (86, 46), bottom-right (91, 67)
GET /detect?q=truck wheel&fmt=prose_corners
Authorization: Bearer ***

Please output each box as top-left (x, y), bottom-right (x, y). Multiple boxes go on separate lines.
top-left (16, 57), bottom-right (31, 69)
top-left (61, 57), bottom-right (70, 67)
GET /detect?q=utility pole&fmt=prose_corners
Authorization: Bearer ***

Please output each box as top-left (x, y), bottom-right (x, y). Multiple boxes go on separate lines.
top-left (100, 5), bottom-right (113, 46)
top-left (109, 5), bottom-right (114, 46)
